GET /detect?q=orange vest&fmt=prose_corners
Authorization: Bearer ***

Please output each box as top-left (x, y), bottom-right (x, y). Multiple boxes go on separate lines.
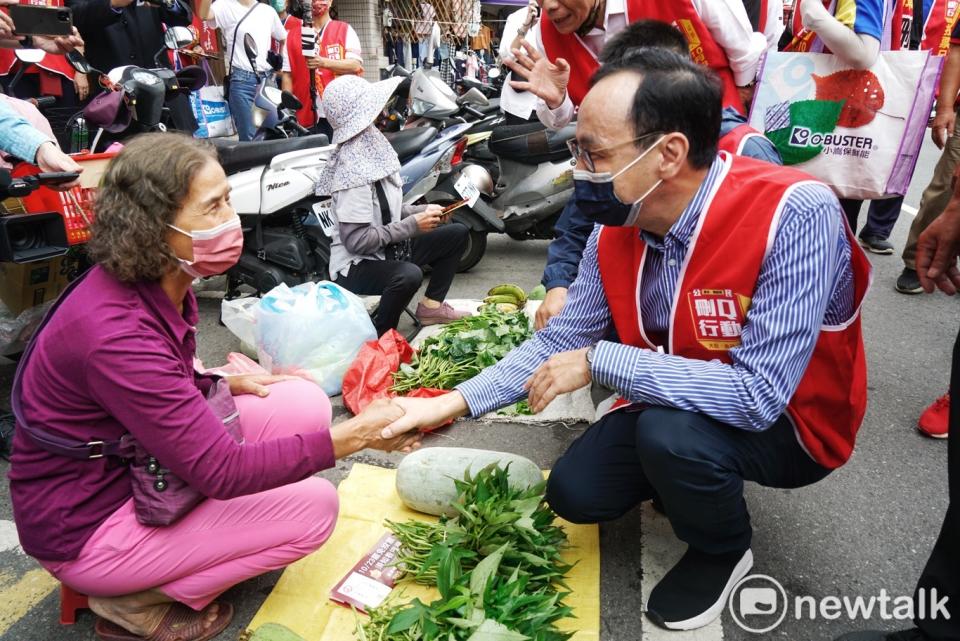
top-left (596, 153), bottom-right (871, 469)
top-left (538, 0), bottom-right (744, 113)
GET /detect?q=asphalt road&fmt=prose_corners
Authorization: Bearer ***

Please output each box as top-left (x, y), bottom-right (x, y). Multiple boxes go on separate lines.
top-left (0, 135), bottom-right (955, 641)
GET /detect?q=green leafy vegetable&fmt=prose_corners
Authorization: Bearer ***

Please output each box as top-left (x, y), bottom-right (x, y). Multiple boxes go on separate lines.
top-left (392, 310), bottom-right (532, 393)
top-left (357, 465), bottom-right (575, 641)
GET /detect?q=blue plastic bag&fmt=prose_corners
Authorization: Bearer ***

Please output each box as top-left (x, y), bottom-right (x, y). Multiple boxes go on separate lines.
top-left (255, 282), bottom-right (377, 396)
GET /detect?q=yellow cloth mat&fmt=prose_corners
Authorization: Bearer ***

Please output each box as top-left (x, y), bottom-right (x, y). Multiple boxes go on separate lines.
top-left (246, 463), bottom-right (600, 640)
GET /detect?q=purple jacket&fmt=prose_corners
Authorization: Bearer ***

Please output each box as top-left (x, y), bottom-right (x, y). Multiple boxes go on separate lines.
top-left (9, 266), bottom-right (335, 562)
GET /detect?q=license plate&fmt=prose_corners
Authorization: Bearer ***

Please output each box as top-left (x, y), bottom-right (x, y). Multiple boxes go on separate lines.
top-left (454, 175), bottom-right (482, 207)
top-left (312, 199), bottom-right (336, 238)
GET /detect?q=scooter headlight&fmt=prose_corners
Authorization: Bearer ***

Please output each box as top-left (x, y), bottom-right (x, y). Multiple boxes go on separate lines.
top-left (252, 105), bottom-right (267, 129)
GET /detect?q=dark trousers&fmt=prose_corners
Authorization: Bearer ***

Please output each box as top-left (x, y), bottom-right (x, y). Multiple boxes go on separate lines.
top-left (545, 407), bottom-right (832, 555)
top-left (914, 329), bottom-right (960, 639)
top-left (334, 223), bottom-right (468, 335)
top-left (840, 196), bottom-right (904, 240)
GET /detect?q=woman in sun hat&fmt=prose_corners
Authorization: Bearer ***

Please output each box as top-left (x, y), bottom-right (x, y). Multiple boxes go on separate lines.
top-left (318, 74), bottom-right (471, 336)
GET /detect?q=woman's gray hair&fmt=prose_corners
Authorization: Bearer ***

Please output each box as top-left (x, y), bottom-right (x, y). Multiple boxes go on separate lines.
top-left (85, 133), bottom-right (219, 282)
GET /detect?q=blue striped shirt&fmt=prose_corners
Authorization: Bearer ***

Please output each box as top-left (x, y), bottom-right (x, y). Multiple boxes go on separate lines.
top-left (457, 157), bottom-right (856, 432)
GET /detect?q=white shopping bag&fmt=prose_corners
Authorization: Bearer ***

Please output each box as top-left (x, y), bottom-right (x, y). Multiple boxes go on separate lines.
top-left (749, 50), bottom-right (942, 200)
top-left (190, 84), bottom-right (236, 139)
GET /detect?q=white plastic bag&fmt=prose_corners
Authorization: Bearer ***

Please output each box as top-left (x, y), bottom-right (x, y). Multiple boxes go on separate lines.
top-left (255, 281), bottom-right (377, 396)
top-left (221, 297), bottom-right (260, 353)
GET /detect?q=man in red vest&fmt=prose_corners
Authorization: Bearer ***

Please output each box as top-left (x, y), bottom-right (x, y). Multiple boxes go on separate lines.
top-left (535, 19), bottom-right (780, 331)
top-left (502, 0), bottom-right (767, 128)
top-left (282, 0), bottom-right (361, 136)
top-left (380, 51), bottom-right (870, 631)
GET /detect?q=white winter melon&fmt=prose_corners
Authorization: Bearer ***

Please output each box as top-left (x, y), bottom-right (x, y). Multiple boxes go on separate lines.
top-left (395, 447), bottom-right (543, 516)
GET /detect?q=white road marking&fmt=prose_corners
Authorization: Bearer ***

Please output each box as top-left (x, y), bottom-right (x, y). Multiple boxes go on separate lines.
top-left (640, 504), bottom-right (724, 641)
top-left (0, 520), bottom-right (23, 555)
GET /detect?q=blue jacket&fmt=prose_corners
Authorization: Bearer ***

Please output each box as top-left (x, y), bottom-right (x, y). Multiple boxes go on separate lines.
top-left (541, 108), bottom-right (782, 290)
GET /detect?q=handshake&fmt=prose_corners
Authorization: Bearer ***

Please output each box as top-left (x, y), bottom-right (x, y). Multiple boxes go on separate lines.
top-left (329, 393), bottom-right (470, 459)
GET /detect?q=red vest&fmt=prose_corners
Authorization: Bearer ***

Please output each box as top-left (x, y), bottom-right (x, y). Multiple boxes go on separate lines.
top-left (315, 19), bottom-right (360, 98)
top-left (284, 16), bottom-right (316, 127)
top-left (892, 0), bottom-right (915, 50)
top-left (921, 0), bottom-right (960, 55)
top-left (538, 0), bottom-right (744, 113)
top-left (596, 153), bottom-right (871, 469)
top-left (718, 123), bottom-right (767, 156)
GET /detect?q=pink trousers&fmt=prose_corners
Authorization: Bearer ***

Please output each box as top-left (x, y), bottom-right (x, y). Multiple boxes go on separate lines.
top-left (43, 379), bottom-right (338, 610)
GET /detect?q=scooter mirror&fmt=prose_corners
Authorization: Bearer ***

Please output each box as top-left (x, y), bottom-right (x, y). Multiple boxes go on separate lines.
top-left (65, 49), bottom-right (95, 75)
top-left (281, 90), bottom-right (302, 111)
top-left (164, 26), bottom-right (195, 50)
top-left (457, 87), bottom-right (489, 107)
top-left (243, 33), bottom-right (258, 69)
top-left (14, 49), bottom-right (45, 64)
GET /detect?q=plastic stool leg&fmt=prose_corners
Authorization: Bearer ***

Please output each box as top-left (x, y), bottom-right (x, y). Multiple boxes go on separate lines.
top-left (59, 584), bottom-right (89, 625)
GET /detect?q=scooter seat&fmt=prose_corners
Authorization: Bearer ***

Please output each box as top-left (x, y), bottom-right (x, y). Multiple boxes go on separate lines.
top-left (212, 134), bottom-right (330, 173)
top-left (383, 126), bottom-right (439, 163)
top-left (488, 122), bottom-right (576, 165)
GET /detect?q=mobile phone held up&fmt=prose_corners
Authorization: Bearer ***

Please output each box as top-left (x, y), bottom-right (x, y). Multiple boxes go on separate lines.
top-left (9, 5), bottom-right (73, 37)
top-left (441, 198), bottom-right (470, 215)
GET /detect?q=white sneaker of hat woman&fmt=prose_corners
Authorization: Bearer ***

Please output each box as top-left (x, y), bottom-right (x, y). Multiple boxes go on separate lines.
top-left (318, 74), bottom-right (472, 336)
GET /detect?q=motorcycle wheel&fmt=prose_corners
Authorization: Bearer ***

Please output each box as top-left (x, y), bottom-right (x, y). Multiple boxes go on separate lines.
top-left (458, 230), bottom-right (487, 273)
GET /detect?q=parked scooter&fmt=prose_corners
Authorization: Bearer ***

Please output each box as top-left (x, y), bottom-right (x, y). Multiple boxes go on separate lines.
top-left (219, 121), bottom-right (471, 296)
top-left (427, 120), bottom-right (577, 272)
top-left (215, 134), bottom-right (335, 297)
top-left (389, 121), bottom-right (471, 204)
top-left (66, 27), bottom-right (205, 151)
top-left (241, 34), bottom-right (311, 140)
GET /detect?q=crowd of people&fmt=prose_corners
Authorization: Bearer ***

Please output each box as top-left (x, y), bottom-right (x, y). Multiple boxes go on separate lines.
top-left (0, 0), bottom-right (958, 641)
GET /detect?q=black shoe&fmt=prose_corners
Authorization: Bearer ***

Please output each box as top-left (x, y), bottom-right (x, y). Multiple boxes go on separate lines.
top-left (834, 628), bottom-right (930, 641)
top-left (896, 268), bottom-right (924, 294)
top-left (859, 235), bottom-right (895, 254)
top-left (645, 547), bottom-right (753, 631)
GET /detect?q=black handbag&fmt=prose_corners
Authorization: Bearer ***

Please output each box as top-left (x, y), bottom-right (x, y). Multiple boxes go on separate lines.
top-left (223, 2), bottom-right (259, 103)
top-left (374, 179), bottom-right (413, 262)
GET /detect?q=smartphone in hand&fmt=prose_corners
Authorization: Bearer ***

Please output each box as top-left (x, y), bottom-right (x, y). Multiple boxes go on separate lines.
top-left (441, 198), bottom-right (470, 215)
top-left (10, 5), bottom-right (73, 37)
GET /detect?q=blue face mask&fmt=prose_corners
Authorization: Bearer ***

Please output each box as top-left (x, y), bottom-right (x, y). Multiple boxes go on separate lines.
top-left (572, 136), bottom-right (664, 227)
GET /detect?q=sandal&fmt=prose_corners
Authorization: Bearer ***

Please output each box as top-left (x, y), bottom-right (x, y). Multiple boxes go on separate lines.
top-left (94, 601), bottom-right (234, 641)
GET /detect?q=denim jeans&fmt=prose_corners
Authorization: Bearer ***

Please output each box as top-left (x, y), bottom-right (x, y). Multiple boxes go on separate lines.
top-left (228, 69), bottom-right (265, 142)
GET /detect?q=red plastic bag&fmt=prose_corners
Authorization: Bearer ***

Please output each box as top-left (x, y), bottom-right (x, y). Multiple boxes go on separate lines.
top-left (342, 330), bottom-right (414, 415)
top-left (341, 330), bottom-right (453, 430)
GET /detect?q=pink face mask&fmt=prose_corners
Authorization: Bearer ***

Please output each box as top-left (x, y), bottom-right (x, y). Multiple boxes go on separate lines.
top-left (168, 217), bottom-right (244, 278)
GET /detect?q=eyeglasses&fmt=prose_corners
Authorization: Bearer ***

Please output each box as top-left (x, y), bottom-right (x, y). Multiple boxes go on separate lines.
top-left (567, 131), bottom-right (663, 173)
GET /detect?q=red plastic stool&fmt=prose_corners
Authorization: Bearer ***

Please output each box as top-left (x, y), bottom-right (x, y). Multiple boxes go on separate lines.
top-left (59, 584), bottom-right (89, 625)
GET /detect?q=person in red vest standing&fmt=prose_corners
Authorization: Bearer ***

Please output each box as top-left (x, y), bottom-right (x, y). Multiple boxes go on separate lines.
top-left (502, 0), bottom-right (767, 130)
top-left (534, 19), bottom-right (781, 332)
top-left (378, 50), bottom-right (870, 632)
top-left (284, 0), bottom-right (361, 137)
